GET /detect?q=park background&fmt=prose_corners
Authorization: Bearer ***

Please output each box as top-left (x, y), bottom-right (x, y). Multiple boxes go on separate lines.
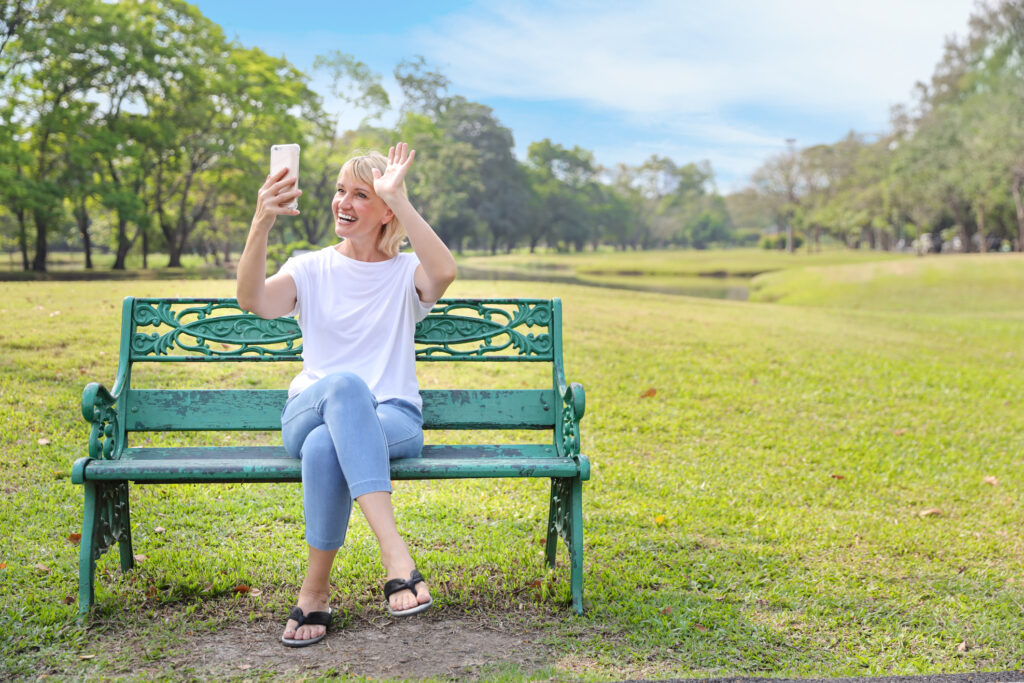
top-left (2, 1), bottom-right (1024, 680)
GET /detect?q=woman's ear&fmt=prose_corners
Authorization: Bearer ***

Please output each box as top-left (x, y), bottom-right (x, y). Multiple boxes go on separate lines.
top-left (382, 207), bottom-right (395, 226)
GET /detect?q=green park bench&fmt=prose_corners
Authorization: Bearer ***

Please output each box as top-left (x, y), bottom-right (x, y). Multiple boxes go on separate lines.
top-left (71, 297), bottom-right (589, 616)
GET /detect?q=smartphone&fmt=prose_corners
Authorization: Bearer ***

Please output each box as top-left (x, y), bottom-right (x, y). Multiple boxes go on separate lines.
top-left (269, 144), bottom-right (300, 210)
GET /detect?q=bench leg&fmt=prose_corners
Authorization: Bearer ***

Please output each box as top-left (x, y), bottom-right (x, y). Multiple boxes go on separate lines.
top-left (545, 476), bottom-right (584, 615)
top-left (78, 483), bottom-right (99, 615)
top-left (77, 481), bottom-right (133, 615)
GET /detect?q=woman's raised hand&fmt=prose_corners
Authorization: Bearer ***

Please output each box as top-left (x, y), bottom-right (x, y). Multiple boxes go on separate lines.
top-left (373, 142), bottom-right (415, 203)
top-left (255, 166), bottom-right (301, 225)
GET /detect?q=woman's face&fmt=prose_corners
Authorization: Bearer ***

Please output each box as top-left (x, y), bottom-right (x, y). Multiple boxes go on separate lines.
top-left (332, 169), bottom-right (394, 241)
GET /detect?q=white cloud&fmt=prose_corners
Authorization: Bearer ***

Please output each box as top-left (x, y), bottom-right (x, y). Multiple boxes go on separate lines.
top-left (418, 0), bottom-right (975, 126)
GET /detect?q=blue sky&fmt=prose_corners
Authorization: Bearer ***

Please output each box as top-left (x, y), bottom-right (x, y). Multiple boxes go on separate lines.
top-left (191, 0), bottom-right (976, 191)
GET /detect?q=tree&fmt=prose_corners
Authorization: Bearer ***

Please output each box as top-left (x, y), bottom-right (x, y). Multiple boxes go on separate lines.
top-left (751, 141), bottom-right (802, 253)
top-left (145, 16), bottom-right (316, 267)
top-left (527, 140), bottom-right (600, 251)
top-left (1, 0), bottom-right (125, 271)
top-left (436, 96), bottom-right (530, 254)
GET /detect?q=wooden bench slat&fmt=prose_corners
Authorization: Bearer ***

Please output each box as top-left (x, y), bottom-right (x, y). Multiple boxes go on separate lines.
top-left (80, 447), bottom-right (580, 483)
top-left (124, 389), bottom-right (557, 431)
top-left (117, 444), bottom-right (558, 460)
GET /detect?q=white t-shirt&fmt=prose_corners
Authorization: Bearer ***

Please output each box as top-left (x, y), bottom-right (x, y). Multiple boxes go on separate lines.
top-left (278, 246), bottom-right (435, 408)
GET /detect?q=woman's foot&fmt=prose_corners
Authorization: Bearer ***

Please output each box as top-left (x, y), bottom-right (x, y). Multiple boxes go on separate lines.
top-left (383, 552), bottom-right (432, 614)
top-left (282, 588), bottom-right (331, 643)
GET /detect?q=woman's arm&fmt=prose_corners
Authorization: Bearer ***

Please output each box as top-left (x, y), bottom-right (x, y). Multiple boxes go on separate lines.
top-left (236, 167), bottom-right (301, 318)
top-left (374, 143), bottom-right (457, 303)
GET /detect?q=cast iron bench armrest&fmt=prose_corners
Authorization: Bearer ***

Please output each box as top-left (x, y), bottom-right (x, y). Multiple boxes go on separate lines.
top-left (81, 382), bottom-right (125, 460)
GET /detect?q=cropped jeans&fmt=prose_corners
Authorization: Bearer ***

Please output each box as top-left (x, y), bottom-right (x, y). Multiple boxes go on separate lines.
top-left (280, 371), bottom-right (424, 551)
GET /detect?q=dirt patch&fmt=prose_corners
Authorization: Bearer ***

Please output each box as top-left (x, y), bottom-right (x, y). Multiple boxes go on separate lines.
top-left (99, 606), bottom-right (556, 680)
top-left (200, 612), bottom-right (549, 679)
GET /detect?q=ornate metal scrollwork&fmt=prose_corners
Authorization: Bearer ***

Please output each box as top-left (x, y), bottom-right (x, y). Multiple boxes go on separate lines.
top-left (131, 300), bottom-right (301, 360)
top-left (549, 477), bottom-right (575, 547)
top-left (88, 402), bottom-right (119, 460)
top-left (416, 300), bottom-right (553, 359)
top-left (561, 401), bottom-right (580, 457)
top-left (92, 482), bottom-right (131, 562)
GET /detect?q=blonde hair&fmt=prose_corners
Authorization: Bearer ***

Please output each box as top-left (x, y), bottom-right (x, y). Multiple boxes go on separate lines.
top-left (339, 151), bottom-right (407, 258)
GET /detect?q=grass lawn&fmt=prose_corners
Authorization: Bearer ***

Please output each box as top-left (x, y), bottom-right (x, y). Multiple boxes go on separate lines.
top-left (1, 251), bottom-right (1023, 680)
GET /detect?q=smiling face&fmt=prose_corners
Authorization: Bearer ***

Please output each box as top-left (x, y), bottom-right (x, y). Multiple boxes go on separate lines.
top-left (332, 170), bottom-right (395, 243)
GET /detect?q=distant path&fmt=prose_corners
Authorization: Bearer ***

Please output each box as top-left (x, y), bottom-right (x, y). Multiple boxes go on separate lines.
top-left (620, 672), bottom-right (1024, 683)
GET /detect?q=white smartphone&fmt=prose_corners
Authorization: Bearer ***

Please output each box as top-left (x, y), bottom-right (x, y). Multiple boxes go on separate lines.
top-left (269, 143), bottom-right (300, 211)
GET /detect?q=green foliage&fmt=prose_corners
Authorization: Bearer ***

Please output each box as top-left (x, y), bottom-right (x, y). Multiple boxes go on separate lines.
top-left (760, 233), bottom-right (804, 250)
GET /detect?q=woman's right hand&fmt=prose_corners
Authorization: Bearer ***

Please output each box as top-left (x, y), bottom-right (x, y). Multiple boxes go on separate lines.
top-left (254, 166), bottom-right (301, 226)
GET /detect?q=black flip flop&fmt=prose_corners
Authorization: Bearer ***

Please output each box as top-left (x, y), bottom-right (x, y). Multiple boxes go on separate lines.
top-left (280, 606), bottom-right (332, 647)
top-left (384, 569), bottom-right (433, 617)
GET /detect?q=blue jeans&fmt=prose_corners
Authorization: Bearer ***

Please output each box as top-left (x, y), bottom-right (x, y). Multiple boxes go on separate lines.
top-left (280, 372), bottom-right (423, 551)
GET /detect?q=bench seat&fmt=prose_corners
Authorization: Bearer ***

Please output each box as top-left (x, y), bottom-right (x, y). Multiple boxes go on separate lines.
top-left (73, 444), bottom-right (585, 483)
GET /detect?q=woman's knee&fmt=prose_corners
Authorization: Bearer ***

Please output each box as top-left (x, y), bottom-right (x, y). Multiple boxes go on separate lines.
top-left (300, 425), bottom-right (336, 464)
top-left (321, 371), bottom-right (373, 405)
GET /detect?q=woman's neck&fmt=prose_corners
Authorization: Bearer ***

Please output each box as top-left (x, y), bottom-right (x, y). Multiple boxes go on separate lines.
top-left (335, 238), bottom-right (390, 262)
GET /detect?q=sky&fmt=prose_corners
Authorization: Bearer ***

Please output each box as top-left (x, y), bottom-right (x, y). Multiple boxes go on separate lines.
top-left (191, 0), bottom-right (977, 191)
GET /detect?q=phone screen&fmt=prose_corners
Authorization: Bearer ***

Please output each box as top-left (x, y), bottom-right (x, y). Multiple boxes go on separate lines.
top-left (269, 144), bottom-right (300, 210)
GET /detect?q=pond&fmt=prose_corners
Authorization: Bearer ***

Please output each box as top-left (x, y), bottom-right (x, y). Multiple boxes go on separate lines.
top-left (456, 265), bottom-right (751, 300)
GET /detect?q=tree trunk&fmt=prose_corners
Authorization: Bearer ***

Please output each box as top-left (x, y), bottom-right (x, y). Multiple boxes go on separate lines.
top-left (785, 224), bottom-right (793, 253)
top-left (16, 208), bottom-right (29, 270)
top-left (142, 220), bottom-right (149, 269)
top-left (73, 200), bottom-right (93, 269)
top-left (1011, 176), bottom-right (1024, 252)
top-left (976, 202), bottom-right (987, 253)
top-left (112, 213), bottom-right (131, 270)
top-left (31, 209), bottom-right (48, 272)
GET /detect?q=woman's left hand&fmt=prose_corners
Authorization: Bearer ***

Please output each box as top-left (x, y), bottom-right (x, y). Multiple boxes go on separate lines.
top-left (373, 142), bottom-right (415, 204)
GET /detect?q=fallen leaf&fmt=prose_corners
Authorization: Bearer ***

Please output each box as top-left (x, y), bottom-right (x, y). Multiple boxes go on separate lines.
top-left (660, 606), bottom-right (673, 615)
top-left (830, 474), bottom-right (845, 480)
top-left (694, 623), bottom-right (709, 632)
top-left (238, 664), bottom-right (251, 671)
top-left (63, 596), bottom-right (74, 605)
top-left (233, 584), bottom-right (250, 593)
top-left (249, 588), bottom-right (262, 597)
top-left (67, 533), bottom-right (81, 544)
top-left (0, 563), bottom-right (6, 570)
top-left (79, 654), bottom-right (95, 660)
top-left (640, 388), bottom-right (657, 398)
top-left (154, 526), bottom-right (166, 534)
top-left (893, 428), bottom-right (907, 436)
top-left (37, 438), bottom-right (50, 446)
top-left (919, 508), bottom-right (943, 518)
top-left (956, 640), bottom-right (969, 652)
top-left (526, 579), bottom-right (542, 589)
top-left (146, 586), bottom-right (158, 598)
top-left (34, 563), bottom-right (50, 573)
top-left (134, 554), bottom-right (147, 562)
top-left (983, 476), bottom-right (999, 486)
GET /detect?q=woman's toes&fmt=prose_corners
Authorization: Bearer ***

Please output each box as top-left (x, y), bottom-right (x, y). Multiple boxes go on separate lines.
top-left (283, 620), bottom-right (298, 639)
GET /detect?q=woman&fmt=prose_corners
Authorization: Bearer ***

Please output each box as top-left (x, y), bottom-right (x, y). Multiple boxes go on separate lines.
top-left (236, 142), bottom-right (457, 647)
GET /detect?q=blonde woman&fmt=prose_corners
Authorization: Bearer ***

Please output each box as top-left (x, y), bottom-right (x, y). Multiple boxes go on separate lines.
top-left (236, 143), bottom-right (457, 647)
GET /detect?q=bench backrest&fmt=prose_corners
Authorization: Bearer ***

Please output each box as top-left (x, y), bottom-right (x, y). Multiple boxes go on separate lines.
top-left (111, 297), bottom-right (567, 435)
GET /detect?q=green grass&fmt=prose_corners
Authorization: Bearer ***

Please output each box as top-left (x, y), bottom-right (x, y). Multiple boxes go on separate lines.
top-left (1, 252), bottom-right (1024, 680)
top-left (749, 253), bottom-right (1024, 314)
